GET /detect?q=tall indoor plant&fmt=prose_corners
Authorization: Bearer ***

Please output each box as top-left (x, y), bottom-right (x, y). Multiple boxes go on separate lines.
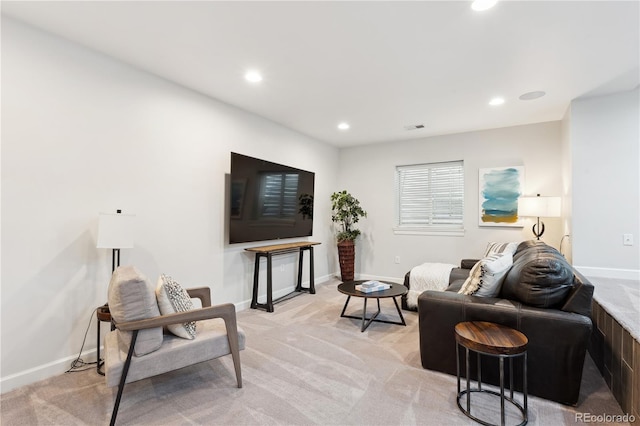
top-left (330, 190), bottom-right (367, 281)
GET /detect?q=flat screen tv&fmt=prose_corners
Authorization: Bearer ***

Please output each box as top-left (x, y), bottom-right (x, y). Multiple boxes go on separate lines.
top-left (229, 152), bottom-right (315, 244)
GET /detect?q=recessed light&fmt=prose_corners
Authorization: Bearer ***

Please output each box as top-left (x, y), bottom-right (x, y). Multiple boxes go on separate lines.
top-left (338, 122), bottom-right (350, 130)
top-left (244, 70), bottom-right (263, 83)
top-left (471, 0), bottom-right (497, 11)
top-left (519, 91), bottom-right (546, 101)
top-left (489, 97), bottom-right (505, 106)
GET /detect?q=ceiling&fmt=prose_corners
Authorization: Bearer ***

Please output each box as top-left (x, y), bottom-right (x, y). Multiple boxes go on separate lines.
top-left (2, 1), bottom-right (639, 147)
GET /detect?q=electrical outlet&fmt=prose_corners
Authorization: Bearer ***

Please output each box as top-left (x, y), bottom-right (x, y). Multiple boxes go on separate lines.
top-left (394, 256), bottom-right (400, 264)
top-left (623, 234), bottom-right (633, 246)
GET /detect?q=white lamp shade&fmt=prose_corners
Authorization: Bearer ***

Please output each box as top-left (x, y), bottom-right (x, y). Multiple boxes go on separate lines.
top-left (518, 196), bottom-right (561, 218)
top-left (97, 213), bottom-right (135, 248)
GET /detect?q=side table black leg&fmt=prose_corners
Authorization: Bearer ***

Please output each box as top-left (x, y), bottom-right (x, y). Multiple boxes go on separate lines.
top-left (361, 298), bottom-right (368, 332)
top-left (96, 305), bottom-right (111, 376)
top-left (456, 342), bottom-right (461, 395)
top-left (500, 357), bottom-right (505, 426)
top-left (360, 298), bottom-right (381, 332)
top-left (466, 347), bottom-right (471, 412)
top-left (340, 295), bottom-right (352, 317)
top-left (391, 297), bottom-right (406, 326)
top-left (524, 352), bottom-right (528, 418)
top-left (96, 317), bottom-right (102, 375)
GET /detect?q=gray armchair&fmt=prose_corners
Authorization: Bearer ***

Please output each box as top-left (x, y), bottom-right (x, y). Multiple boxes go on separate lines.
top-left (103, 266), bottom-right (245, 425)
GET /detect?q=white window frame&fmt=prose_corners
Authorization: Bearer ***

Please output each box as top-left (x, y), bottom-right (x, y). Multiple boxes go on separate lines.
top-left (393, 160), bottom-right (465, 237)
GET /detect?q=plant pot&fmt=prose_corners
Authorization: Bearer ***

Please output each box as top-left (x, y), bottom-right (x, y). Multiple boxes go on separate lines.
top-left (337, 240), bottom-right (356, 281)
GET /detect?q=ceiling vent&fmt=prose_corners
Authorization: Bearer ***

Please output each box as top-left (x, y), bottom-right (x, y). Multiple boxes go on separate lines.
top-left (403, 124), bottom-right (425, 131)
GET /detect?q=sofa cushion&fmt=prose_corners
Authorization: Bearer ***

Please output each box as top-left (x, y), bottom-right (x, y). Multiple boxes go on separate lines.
top-left (458, 253), bottom-right (513, 297)
top-left (156, 274), bottom-right (197, 340)
top-left (108, 266), bottom-right (163, 356)
top-left (501, 241), bottom-right (574, 308)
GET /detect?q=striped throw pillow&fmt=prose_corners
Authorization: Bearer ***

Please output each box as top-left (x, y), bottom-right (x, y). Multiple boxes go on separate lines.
top-left (483, 241), bottom-right (519, 257)
top-left (458, 252), bottom-right (514, 297)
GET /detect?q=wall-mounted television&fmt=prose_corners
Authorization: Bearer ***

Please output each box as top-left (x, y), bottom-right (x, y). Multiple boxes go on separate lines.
top-left (229, 152), bottom-right (315, 244)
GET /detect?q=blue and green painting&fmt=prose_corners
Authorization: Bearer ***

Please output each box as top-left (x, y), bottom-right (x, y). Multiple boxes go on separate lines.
top-left (480, 167), bottom-right (522, 224)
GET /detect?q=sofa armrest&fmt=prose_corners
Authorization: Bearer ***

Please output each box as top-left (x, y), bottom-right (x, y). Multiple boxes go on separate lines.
top-left (449, 268), bottom-right (470, 285)
top-left (460, 259), bottom-right (480, 269)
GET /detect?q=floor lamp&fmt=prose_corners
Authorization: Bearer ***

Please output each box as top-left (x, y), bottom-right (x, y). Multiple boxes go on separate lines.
top-left (95, 210), bottom-right (135, 374)
top-left (518, 194), bottom-right (561, 240)
top-left (97, 210), bottom-right (135, 273)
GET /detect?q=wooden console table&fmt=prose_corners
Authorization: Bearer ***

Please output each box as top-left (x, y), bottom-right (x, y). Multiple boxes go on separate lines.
top-left (246, 242), bottom-right (320, 312)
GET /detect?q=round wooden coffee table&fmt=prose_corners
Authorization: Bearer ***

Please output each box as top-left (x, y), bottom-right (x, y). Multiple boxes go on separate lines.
top-left (455, 321), bottom-right (528, 426)
top-left (337, 280), bottom-right (407, 332)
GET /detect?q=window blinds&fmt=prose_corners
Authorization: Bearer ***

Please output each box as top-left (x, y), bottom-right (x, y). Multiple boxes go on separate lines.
top-left (396, 161), bottom-right (464, 227)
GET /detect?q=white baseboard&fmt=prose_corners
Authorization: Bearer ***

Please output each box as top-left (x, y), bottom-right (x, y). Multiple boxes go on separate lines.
top-left (574, 266), bottom-right (640, 281)
top-left (357, 273), bottom-right (405, 284)
top-left (331, 271), bottom-right (405, 284)
top-left (0, 350), bottom-right (97, 394)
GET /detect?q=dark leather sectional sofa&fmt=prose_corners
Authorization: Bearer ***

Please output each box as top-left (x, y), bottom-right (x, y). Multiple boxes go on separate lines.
top-left (417, 240), bottom-right (594, 405)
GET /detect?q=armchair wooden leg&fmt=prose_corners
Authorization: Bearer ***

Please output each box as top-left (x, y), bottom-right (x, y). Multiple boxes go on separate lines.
top-left (110, 330), bottom-right (138, 426)
top-left (222, 316), bottom-right (243, 388)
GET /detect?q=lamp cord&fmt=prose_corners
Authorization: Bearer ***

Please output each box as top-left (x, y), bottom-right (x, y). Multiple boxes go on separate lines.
top-left (560, 234), bottom-right (571, 257)
top-left (66, 307), bottom-right (99, 373)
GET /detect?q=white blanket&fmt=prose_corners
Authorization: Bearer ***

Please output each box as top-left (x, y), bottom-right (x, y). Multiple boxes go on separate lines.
top-left (406, 262), bottom-right (457, 309)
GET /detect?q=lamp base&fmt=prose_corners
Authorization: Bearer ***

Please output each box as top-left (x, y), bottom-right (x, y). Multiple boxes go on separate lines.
top-left (532, 221), bottom-right (545, 240)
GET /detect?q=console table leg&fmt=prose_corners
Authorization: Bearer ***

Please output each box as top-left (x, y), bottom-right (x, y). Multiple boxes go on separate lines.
top-left (266, 253), bottom-right (274, 312)
top-left (251, 254), bottom-right (260, 309)
top-left (296, 248), bottom-right (304, 291)
top-left (309, 247), bottom-right (315, 294)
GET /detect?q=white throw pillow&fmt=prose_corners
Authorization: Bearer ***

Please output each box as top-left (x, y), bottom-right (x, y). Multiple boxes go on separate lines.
top-left (483, 241), bottom-right (519, 257)
top-left (156, 274), bottom-right (197, 339)
top-left (458, 253), bottom-right (513, 297)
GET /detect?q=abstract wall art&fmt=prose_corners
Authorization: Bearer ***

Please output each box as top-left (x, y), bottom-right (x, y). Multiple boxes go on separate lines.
top-left (478, 166), bottom-right (524, 227)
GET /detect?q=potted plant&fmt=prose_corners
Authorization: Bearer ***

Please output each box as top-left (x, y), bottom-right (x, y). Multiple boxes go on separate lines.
top-left (330, 190), bottom-right (367, 281)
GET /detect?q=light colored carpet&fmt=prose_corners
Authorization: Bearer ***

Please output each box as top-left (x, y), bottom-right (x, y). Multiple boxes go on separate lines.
top-left (0, 279), bottom-right (629, 425)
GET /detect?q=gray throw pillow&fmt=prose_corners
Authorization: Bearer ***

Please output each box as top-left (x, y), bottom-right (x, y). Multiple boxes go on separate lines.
top-left (107, 266), bottom-right (163, 356)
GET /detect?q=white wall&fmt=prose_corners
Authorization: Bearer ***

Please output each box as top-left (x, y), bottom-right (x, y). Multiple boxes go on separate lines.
top-left (1, 17), bottom-right (339, 391)
top-left (571, 88), bottom-right (640, 278)
top-left (338, 121), bottom-right (564, 280)
top-left (560, 105), bottom-right (573, 263)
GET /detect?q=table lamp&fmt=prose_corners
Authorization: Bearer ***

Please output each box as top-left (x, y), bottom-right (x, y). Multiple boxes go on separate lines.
top-left (517, 194), bottom-right (561, 240)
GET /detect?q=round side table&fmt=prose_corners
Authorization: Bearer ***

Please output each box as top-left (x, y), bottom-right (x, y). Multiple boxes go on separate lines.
top-left (455, 321), bottom-right (528, 426)
top-left (96, 304), bottom-right (113, 376)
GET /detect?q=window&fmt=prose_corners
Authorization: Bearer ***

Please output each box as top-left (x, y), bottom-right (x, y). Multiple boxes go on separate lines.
top-left (395, 161), bottom-right (464, 236)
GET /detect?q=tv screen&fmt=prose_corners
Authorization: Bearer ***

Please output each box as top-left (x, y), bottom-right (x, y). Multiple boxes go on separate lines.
top-left (229, 153), bottom-right (315, 244)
